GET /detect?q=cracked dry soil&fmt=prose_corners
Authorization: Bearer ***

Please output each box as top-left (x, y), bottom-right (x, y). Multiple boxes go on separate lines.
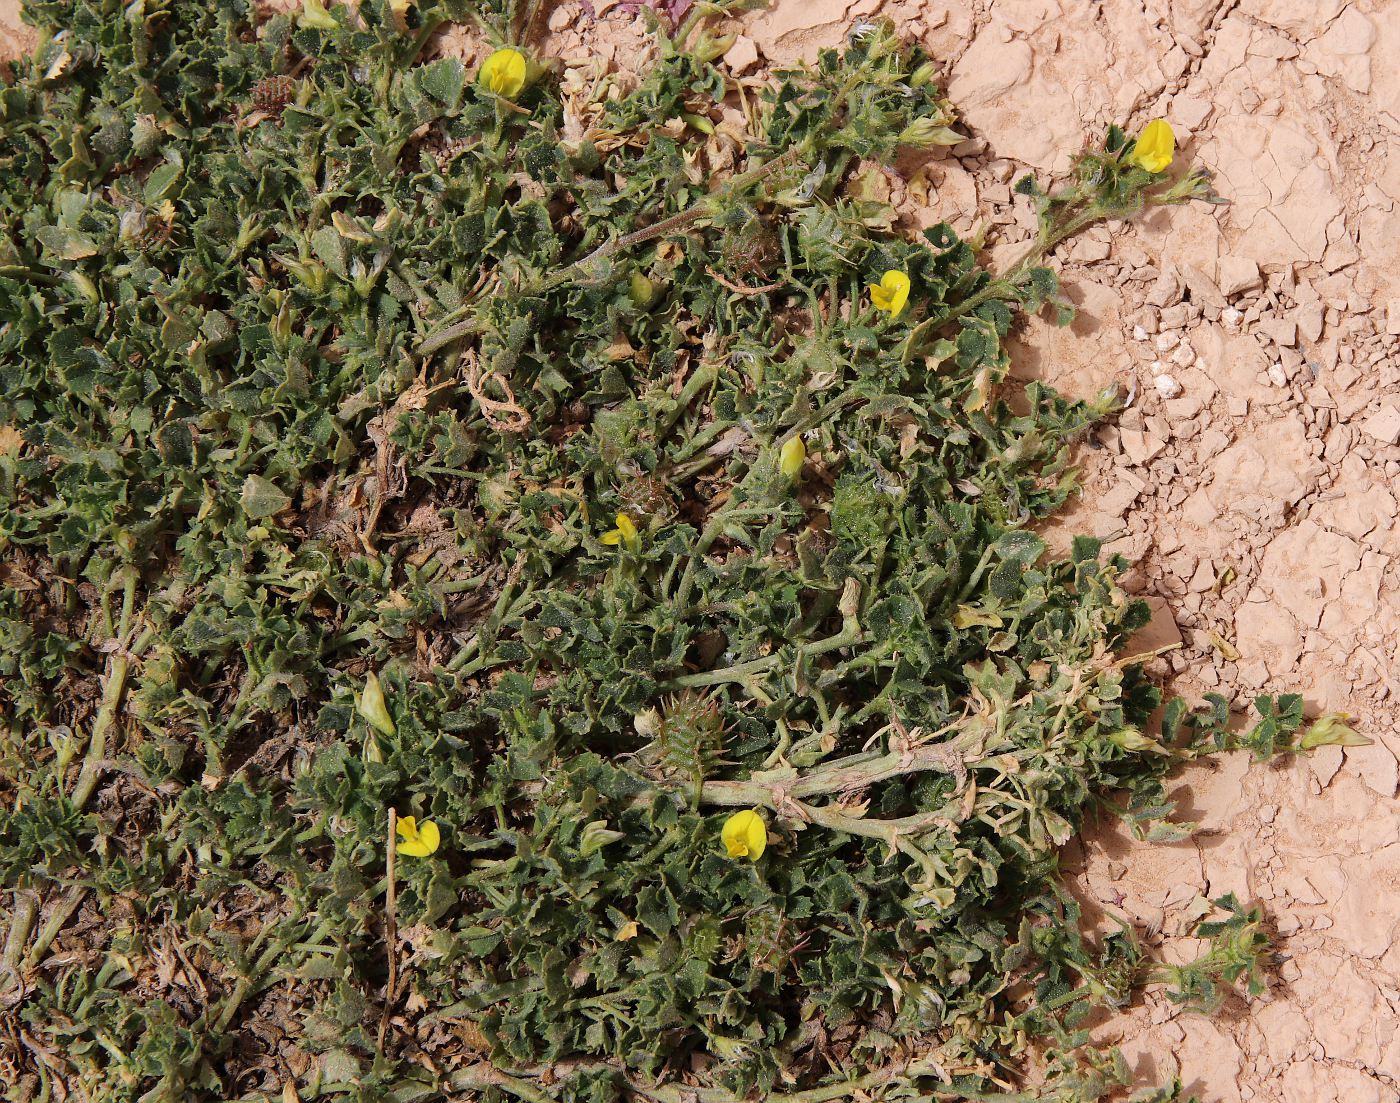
top-left (5, 0), bottom-right (1400, 1099)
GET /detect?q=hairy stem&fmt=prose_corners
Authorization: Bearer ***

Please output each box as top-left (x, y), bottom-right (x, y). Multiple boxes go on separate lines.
top-left (1, 892), bottom-right (39, 990)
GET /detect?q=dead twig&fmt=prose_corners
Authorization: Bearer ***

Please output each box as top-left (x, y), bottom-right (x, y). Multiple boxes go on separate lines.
top-left (464, 349), bottom-right (531, 432)
top-left (378, 806), bottom-right (400, 1050)
top-left (706, 265), bottom-right (785, 296)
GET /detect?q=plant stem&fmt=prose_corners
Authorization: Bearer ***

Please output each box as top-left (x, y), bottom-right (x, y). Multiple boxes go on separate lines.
top-left (445, 1057), bottom-right (982, 1103)
top-left (666, 653), bottom-right (781, 689)
top-left (71, 570), bottom-right (147, 811)
top-left (0, 892), bottom-right (38, 990)
top-left (70, 653), bottom-right (128, 811)
top-left (535, 145), bottom-right (804, 295)
top-left (25, 885), bottom-right (86, 969)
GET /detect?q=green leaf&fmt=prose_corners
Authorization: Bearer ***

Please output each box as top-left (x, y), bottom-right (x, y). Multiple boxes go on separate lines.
top-left (240, 474), bottom-right (291, 519)
top-left (144, 162), bottom-right (182, 204)
top-left (36, 226), bottom-right (99, 260)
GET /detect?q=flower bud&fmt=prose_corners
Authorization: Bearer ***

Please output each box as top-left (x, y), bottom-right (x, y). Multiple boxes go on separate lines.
top-left (1299, 713), bottom-right (1370, 750)
top-left (898, 117), bottom-right (963, 149)
top-left (779, 435), bottom-right (806, 479)
top-left (1106, 728), bottom-right (1162, 754)
top-left (68, 270), bottom-right (99, 302)
top-left (692, 33), bottom-right (736, 63)
top-left (358, 671), bottom-right (396, 736)
top-left (581, 819), bottom-right (627, 855)
top-left (909, 61), bottom-right (937, 87)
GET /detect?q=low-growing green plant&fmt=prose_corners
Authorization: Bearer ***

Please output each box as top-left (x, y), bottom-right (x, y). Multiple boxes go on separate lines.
top-left (0, 2), bottom-right (1345, 1101)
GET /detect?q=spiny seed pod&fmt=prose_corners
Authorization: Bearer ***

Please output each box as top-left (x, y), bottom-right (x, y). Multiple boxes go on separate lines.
top-left (250, 75), bottom-right (296, 115)
top-left (744, 908), bottom-right (793, 975)
top-left (717, 206), bottom-right (781, 279)
top-left (617, 472), bottom-right (673, 518)
top-left (638, 691), bottom-right (726, 805)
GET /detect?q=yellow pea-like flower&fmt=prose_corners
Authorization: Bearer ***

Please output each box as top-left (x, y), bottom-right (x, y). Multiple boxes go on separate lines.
top-left (868, 270), bottom-right (910, 320)
top-left (396, 815), bottom-right (441, 857)
top-left (480, 48), bottom-right (527, 99)
top-left (721, 808), bottom-right (767, 861)
top-left (600, 512), bottom-right (640, 551)
top-left (1127, 119), bottom-right (1175, 174)
top-left (779, 435), bottom-right (806, 478)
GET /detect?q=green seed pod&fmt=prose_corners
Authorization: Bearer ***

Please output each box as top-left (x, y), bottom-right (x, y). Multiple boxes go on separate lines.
top-left (629, 271), bottom-right (656, 308)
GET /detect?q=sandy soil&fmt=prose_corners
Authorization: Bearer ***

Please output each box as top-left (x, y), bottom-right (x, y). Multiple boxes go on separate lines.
top-left (5, 0), bottom-right (1399, 1099)
top-left (0, 0), bottom-right (30, 63)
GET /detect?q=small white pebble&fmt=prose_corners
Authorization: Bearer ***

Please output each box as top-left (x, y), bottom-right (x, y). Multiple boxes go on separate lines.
top-left (1267, 362), bottom-right (1289, 387)
top-left (1171, 342), bottom-right (1196, 367)
top-left (1222, 307), bottom-right (1244, 328)
top-left (1155, 332), bottom-right (1180, 352)
top-left (1133, 325), bottom-right (1150, 341)
top-left (1153, 373), bottom-right (1183, 398)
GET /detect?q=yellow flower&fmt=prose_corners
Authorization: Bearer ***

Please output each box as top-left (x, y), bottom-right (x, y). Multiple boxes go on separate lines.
top-left (779, 435), bottom-right (806, 478)
top-left (396, 815), bottom-right (441, 857)
top-left (600, 512), bottom-right (640, 551)
top-left (721, 808), bottom-right (767, 861)
top-left (868, 270), bottom-right (910, 319)
top-left (480, 48), bottom-right (527, 99)
top-left (1127, 119), bottom-right (1175, 174)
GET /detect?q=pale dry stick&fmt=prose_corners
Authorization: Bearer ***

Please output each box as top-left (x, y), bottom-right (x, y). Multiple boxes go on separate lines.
top-left (705, 265), bottom-right (785, 296)
top-left (463, 349), bottom-right (531, 432)
top-left (378, 806), bottom-right (400, 1050)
